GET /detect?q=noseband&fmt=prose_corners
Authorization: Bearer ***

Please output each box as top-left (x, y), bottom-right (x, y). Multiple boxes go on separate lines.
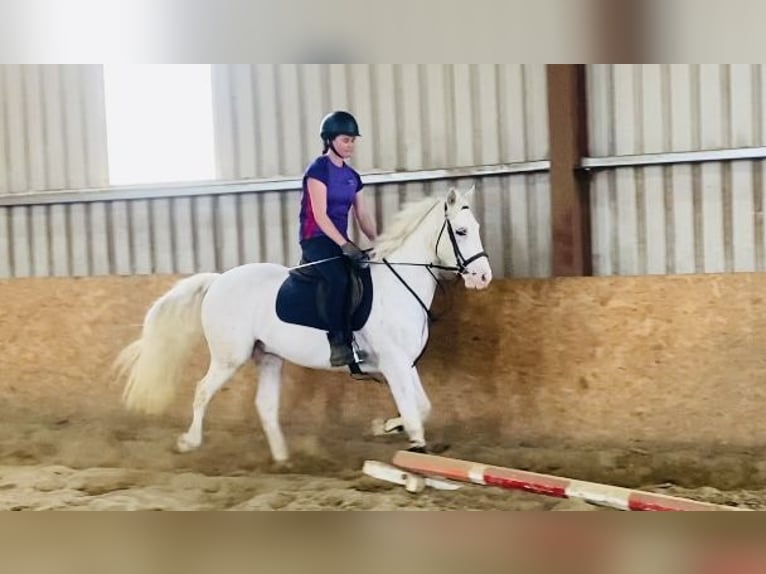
top-left (435, 203), bottom-right (489, 275)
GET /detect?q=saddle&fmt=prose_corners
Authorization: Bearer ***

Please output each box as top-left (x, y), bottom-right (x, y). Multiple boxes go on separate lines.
top-left (275, 260), bottom-right (378, 381)
top-left (275, 260), bottom-right (373, 336)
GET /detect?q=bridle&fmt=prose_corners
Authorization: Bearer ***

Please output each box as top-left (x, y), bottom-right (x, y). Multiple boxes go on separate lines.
top-left (434, 202), bottom-right (490, 276)
top-left (380, 200), bottom-right (490, 324)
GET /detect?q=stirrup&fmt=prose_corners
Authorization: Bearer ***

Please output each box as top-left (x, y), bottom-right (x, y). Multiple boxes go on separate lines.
top-left (351, 339), bottom-right (368, 364)
top-left (352, 347), bottom-right (367, 364)
top-left (348, 361), bottom-right (385, 383)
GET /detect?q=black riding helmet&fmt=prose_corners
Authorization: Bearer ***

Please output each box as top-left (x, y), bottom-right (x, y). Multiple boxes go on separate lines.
top-left (320, 110), bottom-right (361, 144)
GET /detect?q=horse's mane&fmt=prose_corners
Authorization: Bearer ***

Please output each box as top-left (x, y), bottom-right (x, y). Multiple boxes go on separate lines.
top-left (371, 196), bottom-right (442, 260)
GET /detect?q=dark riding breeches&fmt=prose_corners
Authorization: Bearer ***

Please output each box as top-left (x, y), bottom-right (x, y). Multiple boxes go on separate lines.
top-left (299, 235), bottom-right (350, 334)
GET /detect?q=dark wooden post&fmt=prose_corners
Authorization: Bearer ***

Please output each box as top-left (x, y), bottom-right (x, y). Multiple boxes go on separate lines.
top-left (596, 0), bottom-right (646, 63)
top-left (547, 64), bottom-right (592, 277)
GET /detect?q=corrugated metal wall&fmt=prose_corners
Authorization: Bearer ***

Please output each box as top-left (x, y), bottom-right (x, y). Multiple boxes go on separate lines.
top-left (588, 64), bottom-right (766, 275)
top-left (0, 179), bottom-right (551, 279)
top-left (0, 64), bottom-right (552, 279)
top-left (5, 64), bottom-right (765, 280)
top-left (212, 64), bottom-right (549, 178)
top-left (0, 65), bottom-right (109, 193)
top-left (0, 65), bottom-right (110, 278)
top-left (208, 64), bottom-right (551, 277)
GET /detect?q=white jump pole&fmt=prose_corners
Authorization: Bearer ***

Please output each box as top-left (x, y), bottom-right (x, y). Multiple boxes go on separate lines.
top-left (392, 451), bottom-right (745, 511)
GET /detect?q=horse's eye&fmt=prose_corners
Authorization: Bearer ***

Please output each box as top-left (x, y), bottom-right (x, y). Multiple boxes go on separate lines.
top-left (455, 228), bottom-right (468, 237)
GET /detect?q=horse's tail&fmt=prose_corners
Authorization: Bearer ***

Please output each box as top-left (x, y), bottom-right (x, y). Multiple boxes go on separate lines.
top-left (115, 272), bottom-right (220, 415)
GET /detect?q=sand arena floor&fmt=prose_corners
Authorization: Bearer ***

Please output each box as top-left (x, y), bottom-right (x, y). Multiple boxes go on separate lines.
top-left (1, 406), bottom-right (764, 511)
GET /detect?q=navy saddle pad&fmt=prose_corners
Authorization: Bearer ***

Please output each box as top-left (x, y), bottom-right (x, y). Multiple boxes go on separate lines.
top-left (276, 265), bottom-right (373, 331)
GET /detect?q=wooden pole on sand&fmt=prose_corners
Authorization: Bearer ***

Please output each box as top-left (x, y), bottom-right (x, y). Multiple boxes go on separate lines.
top-left (392, 451), bottom-right (745, 511)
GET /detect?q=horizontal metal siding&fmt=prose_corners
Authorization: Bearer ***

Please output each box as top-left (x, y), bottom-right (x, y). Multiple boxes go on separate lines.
top-left (588, 65), bottom-right (766, 275)
top-left (591, 161), bottom-right (766, 275)
top-left (0, 176), bottom-right (551, 279)
top-left (0, 65), bottom-right (108, 193)
top-left (1, 64), bottom-right (551, 280)
top-left (212, 64), bottom-right (549, 179)
top-left (588, 64), bottom-right (766, 156)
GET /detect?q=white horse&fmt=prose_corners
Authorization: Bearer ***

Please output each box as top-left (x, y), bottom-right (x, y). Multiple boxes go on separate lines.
top-left (115, 186), bottom-right (493, 463)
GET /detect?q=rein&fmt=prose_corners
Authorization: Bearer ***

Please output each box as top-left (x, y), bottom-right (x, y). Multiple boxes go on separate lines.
top-left (376, 202), bottom-right (489, 325)
top-left (290, 200), bottom-right (489, 327)
top-left (380, 258), bottom-right (441, 323)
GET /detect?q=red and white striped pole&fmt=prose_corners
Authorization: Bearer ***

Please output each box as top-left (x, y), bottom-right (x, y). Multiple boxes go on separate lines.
top-left (392, 451), bottom-right (744, 511)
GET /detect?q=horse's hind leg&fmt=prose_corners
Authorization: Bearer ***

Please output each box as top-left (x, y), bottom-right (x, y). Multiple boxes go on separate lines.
top-left (254, 352), bottom-right (288, 463)
top-left (176, 359), bottom-right (239, 453)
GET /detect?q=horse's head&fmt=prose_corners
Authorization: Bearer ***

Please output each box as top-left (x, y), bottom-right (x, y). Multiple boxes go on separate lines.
top-left (436, 186), bottom-right (493, 290)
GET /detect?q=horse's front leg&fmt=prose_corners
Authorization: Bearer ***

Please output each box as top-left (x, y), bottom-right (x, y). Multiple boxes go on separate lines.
top-left (372, 366), bottom-right (430, 437)
top-left (378, 355), bottom-right (427, 450)
top-left (410, 367), bottom-right (432, 422)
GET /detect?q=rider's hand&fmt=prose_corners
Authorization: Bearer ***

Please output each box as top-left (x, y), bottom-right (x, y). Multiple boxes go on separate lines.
top-left (341, 242), bottom-right (370, 270)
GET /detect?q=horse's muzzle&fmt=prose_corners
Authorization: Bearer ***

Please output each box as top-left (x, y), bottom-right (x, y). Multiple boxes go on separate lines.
top-left (462, 263), bottom-right (492, 290)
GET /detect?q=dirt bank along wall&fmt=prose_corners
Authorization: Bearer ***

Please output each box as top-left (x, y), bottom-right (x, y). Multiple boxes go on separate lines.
top-left (1, 273), bottom-right (766, 452)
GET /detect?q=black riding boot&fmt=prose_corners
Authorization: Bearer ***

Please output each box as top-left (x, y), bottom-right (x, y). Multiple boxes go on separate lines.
top-left (327, 331), bottom-right (355, 366)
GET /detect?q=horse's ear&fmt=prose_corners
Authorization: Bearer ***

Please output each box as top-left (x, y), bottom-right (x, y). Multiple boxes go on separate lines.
top-left (465, 184), bottom-right (476, 203)
top-left (446, 187), bottom-right (458, 208)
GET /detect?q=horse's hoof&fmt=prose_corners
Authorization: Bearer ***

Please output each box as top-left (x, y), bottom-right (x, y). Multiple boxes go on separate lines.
top-left (270, 459), bottom-right (293, 473)
top-left (406, 443), bottom-right (450, 455)
top-left (175, 434), bottom-right (200, 453)
top-left (371, 417), bottom-right (405, 437)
